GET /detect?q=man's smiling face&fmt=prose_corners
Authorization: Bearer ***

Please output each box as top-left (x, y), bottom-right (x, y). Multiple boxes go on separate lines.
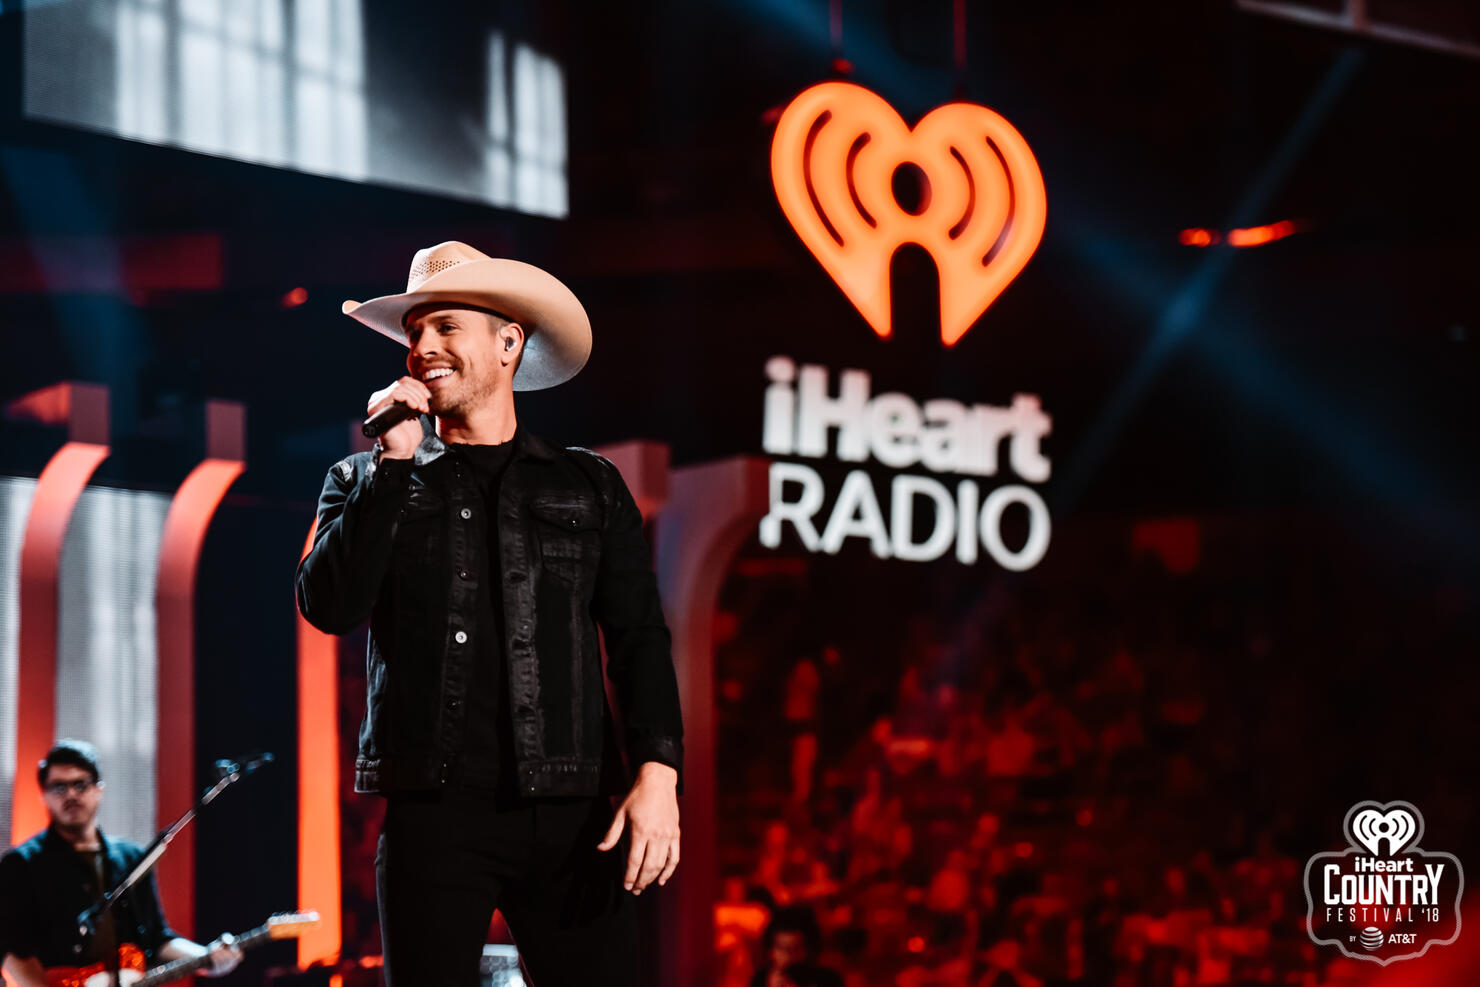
top-left (403, 304), bottom-right (519, 420)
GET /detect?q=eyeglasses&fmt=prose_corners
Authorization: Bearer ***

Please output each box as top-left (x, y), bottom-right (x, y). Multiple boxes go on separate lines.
top-left (45, 779), bottom-right (95, 797)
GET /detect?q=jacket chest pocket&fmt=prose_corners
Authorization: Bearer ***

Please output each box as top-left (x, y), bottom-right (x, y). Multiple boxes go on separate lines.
top-left (531, 496), bottom-right (601, 583)
top-left (394, 485), bottom-right (446, 568)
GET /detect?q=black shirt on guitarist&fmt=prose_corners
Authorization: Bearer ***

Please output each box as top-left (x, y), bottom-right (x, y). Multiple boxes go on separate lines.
top-left (0, 826), bottom-right (174, 969)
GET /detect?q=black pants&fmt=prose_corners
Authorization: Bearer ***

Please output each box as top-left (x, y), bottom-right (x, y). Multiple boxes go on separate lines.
top-left (376, 791), bottom-right (638, 986)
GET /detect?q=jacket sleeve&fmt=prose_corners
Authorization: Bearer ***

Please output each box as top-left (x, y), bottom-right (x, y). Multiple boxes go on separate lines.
top-left (295, 453), bottom-right (413, 634)
top-left (117, 848), bottom-right (178, 957)
top-left (142, 870), bottom-right (178, 954)
top-left (586, 456), bottom-right (685, 790)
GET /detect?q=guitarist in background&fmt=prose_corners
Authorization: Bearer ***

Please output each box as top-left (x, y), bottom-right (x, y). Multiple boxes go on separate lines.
top-left (0, 739), bottom-right (243, 986)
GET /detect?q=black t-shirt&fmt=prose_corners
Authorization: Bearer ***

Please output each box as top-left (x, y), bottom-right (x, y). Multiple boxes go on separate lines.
top-left (78, 848), bottom-right (119, 964)
top-left (448, 438), bottom-right (519, 798)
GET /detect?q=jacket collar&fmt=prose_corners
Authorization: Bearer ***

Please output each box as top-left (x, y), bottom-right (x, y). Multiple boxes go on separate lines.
top-left (43, 823), bottom-right (118, 863)
top-left (411, 417), bottom-right (558, 467)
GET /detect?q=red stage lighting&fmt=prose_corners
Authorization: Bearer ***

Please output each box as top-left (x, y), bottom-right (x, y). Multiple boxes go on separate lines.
top-left (1227, 219), bottom-right (1299, 247)
top-left (1180, 220), bottom-right (1301, 248)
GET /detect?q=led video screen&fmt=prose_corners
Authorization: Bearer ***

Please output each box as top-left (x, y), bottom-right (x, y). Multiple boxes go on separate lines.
top-left (22, 0), bottom-right (568, 217)
top-left (0, 479), bottom-right (168, 845)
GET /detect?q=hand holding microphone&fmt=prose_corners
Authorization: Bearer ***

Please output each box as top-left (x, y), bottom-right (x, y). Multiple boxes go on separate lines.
top-left (365, 377), bottom-right (431, 458)
top-left (362, 398), bottom-right (420, 439)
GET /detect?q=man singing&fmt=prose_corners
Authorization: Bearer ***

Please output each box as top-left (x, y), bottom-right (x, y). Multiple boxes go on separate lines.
top-left (0, 739), bottom-right (242, 986)
top-left (296, 241), bottom-right (683, 986)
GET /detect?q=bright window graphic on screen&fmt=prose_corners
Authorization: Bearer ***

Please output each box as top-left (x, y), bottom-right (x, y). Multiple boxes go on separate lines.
top-left (22, 0), bottom-right (568, 217)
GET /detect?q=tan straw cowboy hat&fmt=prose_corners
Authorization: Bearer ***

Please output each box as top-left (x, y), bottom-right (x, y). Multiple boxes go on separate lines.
top-left (342, 241), bottom-right (592, 391)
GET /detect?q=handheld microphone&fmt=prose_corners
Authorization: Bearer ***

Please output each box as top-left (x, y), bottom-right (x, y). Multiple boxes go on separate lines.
top-left (362, 401), bottom-right (419, 438)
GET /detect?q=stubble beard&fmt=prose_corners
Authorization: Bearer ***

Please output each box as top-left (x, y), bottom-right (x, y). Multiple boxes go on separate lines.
top-left (432, 368), bottom-right (501, 423)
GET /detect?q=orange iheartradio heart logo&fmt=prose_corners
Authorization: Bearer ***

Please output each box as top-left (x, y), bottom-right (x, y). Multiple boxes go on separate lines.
top-left (771, 82), bottom-right (1046, 346)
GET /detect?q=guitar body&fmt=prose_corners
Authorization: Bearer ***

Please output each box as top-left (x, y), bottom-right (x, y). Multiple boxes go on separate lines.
top-left (42, 911), bottom-right (318, 987)
top-left (44, 943), bottom-right (146, 987)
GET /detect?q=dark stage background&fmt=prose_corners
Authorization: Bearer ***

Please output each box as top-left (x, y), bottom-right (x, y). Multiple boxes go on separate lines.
top-left (1, 1), bottom-right (1477, 985)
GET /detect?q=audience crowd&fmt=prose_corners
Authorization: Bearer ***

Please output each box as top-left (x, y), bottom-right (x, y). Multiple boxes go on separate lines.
top-left (713, 519), bottom-right (1474, 987)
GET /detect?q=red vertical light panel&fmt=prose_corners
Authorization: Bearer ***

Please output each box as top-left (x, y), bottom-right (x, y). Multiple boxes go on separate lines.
top-left (8, 383), bottom-right (109, 847)
top-left (297, 517), bottom-right (343, 968)
top-left (296, 423), bottom-right (370, 967)
top-left (652, 456), bottom-right (771, 987)
top-left (155, 402), bottom-right (245, 940)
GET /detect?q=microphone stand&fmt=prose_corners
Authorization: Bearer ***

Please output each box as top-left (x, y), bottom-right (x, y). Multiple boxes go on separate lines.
top-left (76, 754), bottom-right (274, 987)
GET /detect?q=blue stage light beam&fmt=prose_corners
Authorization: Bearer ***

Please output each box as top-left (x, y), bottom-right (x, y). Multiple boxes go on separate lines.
top-left (1052, 48), bottom-right (1365, 512)
top-left (0, 147), bottom-right (151, 431)
top-left (729, 0), bottom-right (956, 117)
top-left (1195, 319), bottom-right (1480, 547)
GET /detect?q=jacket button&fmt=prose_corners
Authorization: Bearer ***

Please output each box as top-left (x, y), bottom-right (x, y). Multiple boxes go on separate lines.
top-left (458, 569), bottom-right (470, 580)
top-left (447, 698), bottom-right (460, 710)
top-left (460, 508), bottom-right (472, 519)
top-left (454, 630), bottom-right (468, 644)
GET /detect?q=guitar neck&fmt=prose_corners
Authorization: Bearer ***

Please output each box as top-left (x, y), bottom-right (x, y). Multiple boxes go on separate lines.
top-left (137, 924), bottom-right (273, 987)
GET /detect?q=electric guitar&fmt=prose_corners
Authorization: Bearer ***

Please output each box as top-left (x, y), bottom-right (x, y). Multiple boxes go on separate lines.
top-left (44, 911), bottom-right (319, 987)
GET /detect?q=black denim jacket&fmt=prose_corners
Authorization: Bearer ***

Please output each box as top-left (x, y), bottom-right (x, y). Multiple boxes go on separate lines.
top-left (295, 427), bottom-right (683, 797)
